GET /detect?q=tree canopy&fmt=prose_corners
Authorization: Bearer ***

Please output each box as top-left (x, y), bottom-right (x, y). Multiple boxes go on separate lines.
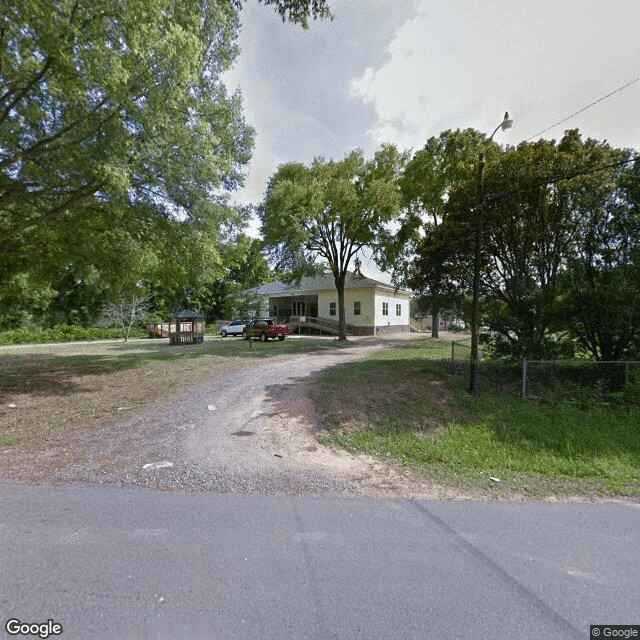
top-left (255, 0), bottom-right (333, 26)
top-left (380, 128), bottom-right (488, 336)
top-left (563, 155), bottom-right (640, 360)
top-left (1, 0), bottom-right (331, 328)
top-left (1, 0), bottom-right (255, 285)
top-left (260, 145), bottom-right (406, 340)
top-left (442, 129), bottom-right (639, 360)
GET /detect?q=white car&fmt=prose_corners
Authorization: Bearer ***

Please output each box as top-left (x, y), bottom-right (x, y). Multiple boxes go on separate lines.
top-left (219, 320), bottom-right (248, 337)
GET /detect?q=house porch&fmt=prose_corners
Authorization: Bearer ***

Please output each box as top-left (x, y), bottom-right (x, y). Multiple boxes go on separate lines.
top-left (268, 295), bottom-right (318, 322)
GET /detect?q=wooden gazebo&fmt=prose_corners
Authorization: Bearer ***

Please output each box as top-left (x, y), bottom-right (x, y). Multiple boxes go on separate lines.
top-left (168, 309), bottom-right (205, 345)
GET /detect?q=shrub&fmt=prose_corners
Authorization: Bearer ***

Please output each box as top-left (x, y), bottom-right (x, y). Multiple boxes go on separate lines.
top-left (0, 325), bottom-right (147, 345)
top-left (484, 331), bottom-right (579, 361)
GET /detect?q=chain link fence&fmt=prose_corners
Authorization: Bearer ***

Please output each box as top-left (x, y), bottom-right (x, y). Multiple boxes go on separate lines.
top-left (522, 360), bottom-right (640, 402)
top-left (447, 341), bottom-right (640, 404)
top-left (450, 340), bottom-right (472, 374)
top-left (449, 340), bottom-right (522, 391)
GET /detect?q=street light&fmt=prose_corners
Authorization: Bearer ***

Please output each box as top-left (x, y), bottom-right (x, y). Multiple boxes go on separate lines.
top-left (469, 111), bottom-right (513, 396)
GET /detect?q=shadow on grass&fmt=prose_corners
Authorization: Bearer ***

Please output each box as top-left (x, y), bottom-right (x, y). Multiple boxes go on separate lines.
top-left (261, 351), bottom-right (456, 442)
top-left (298, 352), bottom-right (640, 489)
top-left (0, 335), bottom-right (393, 401)
top-left (0, 353), bottom-right (128, 399)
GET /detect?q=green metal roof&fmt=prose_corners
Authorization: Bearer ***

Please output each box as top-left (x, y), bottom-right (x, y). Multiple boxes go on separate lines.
top-left (250, 272), bottom-right (409, 297)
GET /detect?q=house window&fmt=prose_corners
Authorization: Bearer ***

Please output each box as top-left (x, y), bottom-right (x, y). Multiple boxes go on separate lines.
top-left (382, 302), bottom-right (389, 316)
top-left (329, 302), bottom-right (336, 316)
top-left (396, 303), bottom-right (402, 316)
top-left (353, 301), bottom-right (361, 316)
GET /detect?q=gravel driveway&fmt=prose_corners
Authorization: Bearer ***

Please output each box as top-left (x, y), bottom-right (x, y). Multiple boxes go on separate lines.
top-left (2, 336), bottom-right (456, 498)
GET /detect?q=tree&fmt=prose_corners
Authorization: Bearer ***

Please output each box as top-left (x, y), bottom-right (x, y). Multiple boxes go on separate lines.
top-left (45, 264), bottom-right (111, 327)
top-left (563, 155), bottom-right (640, 360)
top-left (225, 287), bottom-right (268, 320)
top-left (0, 273), bottom-right (55, 330)
top-left (1, 0), bottom-right (332, 298)
top-left (1, 1), bottom-right (250, 283)
top-left (199, 233), bottom-right (271, 321)
top-left (381, 129), bottom-right (487, 336)
top-left (99, 292), bottom-right (151, 342)
top-left (255, 0), bottom-right (333, 26)
top-left (143, 230), bottom-right (271, 322)
top-left (398, 219), bottom-right (470, 333)
top-left (260, 145), bottom-right (405, 340)
top-left (458, 130), bottom-right (629, 359)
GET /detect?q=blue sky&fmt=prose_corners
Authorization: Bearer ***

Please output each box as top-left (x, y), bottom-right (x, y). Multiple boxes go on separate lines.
top-left (225, 0), bottom-right (640, 279)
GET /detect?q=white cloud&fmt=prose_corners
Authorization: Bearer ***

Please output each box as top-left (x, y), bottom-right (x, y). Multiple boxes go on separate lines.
top-left (223, 0), bottom-right (640, 280)
top-left (225, 0), bottom-right (415, 206)
top-left (350, 0), bottom-right (640, 152)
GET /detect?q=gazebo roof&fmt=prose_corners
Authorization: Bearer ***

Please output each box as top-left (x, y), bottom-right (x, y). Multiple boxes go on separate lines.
top-left (170, 309), bottom-right (205, 320)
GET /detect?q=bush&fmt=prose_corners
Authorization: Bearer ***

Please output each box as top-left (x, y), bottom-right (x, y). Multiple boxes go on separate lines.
top-left (0, 325), bottom-right (147, 345)
top-left (484, 331), bottom-right (579, 361)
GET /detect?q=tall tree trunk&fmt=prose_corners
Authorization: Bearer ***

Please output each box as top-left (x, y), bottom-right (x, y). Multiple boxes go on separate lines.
top-left (335, 273), bottom-right (347, 341)
top-left (431, 305), bottom-right (440, 338)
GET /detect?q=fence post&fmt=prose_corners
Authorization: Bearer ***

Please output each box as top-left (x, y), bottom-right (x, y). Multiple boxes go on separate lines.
top-left (522, 359), bottom-right (528, 399)
top-left (625, 361), bottom-right (629, 386)
top-left (451, 340), bottom-right (454, 362)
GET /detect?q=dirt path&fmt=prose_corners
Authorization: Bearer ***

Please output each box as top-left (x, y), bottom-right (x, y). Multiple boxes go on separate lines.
top-left (2, 335), bottom-right (470, 498)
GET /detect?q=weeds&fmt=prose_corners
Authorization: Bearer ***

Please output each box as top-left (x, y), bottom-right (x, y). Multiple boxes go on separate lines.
top-left (317, 337), bottom-right (640, 498)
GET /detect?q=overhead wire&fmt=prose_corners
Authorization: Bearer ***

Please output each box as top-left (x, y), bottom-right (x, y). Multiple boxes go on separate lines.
top-left (486, 157), bottom-right (638, 203)
top-left (490, 76), bottom-right (640, 202)
top-left (525, 74), bottom-right (640, 141)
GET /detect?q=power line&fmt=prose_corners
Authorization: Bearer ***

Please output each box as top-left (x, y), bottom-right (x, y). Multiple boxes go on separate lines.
top-left (487, 156), bottom-right (638, 203)
top-left (526, 75), bottom-right (640, 141)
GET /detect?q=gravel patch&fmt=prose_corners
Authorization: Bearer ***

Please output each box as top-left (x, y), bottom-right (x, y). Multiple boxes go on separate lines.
top-left (2, 337), bottom-right (446, 498)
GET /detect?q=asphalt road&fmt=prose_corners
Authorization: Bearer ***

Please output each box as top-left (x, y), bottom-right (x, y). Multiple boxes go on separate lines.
top-left (1, 484), bottom-right (638, 640)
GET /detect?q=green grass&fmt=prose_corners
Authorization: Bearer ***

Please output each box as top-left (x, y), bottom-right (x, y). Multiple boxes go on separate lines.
top-left (0, 334), bottom-right (347, 446)
top-left (319, 337), bottom-right (455, 380)
top-left (0, 334), bottom-right (340, 379)
top-left (316, 338), bottom-right (640, 498)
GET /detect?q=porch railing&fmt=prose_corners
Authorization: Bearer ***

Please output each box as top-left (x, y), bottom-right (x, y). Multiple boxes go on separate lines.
top-left (287, 315), bottom-right (356, 335)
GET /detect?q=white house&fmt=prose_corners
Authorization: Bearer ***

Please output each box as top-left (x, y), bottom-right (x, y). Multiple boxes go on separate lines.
top-left (249, 272), bottom-right (411, 335)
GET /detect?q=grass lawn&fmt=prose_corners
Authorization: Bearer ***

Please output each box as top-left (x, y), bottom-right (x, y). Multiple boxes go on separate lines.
top-left (3, 333), bottom-right (638, 499)
top-left (0, 334), bottom-right (336, 447)
top-left (315, 337), bottom-right (640, 499)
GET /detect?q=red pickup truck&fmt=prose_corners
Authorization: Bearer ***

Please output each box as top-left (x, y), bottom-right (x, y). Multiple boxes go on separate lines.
top-left (242, 318), bottom-right (291, 342)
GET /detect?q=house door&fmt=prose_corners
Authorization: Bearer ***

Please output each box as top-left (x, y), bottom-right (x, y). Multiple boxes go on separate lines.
top-left (293, 300), bottom-right (305, 316)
